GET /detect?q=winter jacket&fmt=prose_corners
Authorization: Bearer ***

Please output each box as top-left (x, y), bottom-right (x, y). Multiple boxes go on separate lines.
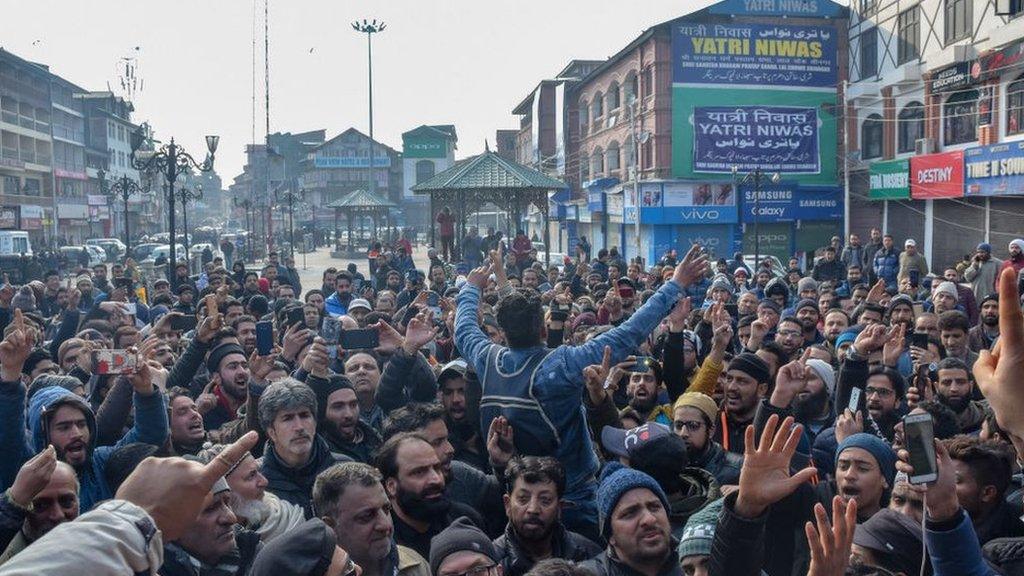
top-left (840, 245), bottom-right (865, 270)
top-left (811, 259), bottom-right (846, 284)
top-left (709, 493), bottom-right (768, 576)
top-left (926, 508), bottom-right (999, 576)
top-left (493, 522), bottom-right (601, 576)
top-left (691, 441), bottom-right (743, 486)
top-left (324, 291), bottom-right (352, 317)
top-left (873, 248), bottom-right (900, 287)
top-left (375, 348), bottom-right (438, 415)
top-left (580, 546), bottom-right (682, 576)
top-left (18, 381), bottom-right (166, 510)
top-left (898, 252), bottom-right (930, 281)
top-left (260, 434), bottom-right (348, 518)
top-left (322, 419), bottom-right (382, 464)
top-left (965, 258), bottom-right (1003, 303)
top-left (0, 500), bottom-right (165, 576)
top-left (159, 528), bottom-right (261, 576)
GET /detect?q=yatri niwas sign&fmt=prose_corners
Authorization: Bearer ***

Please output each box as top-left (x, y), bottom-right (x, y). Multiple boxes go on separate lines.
top-left (693, 106), bottom-right (820, 173)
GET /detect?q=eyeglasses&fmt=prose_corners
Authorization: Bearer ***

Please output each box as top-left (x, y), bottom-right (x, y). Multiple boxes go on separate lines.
top-left (444, 565), bottom-right (498, 576)
top-left (865, 386), bottom-right (894, 398)
top-left (777, 329), bottom-right (802, 338)
top-left (675, 420), bottom-right (705, 432)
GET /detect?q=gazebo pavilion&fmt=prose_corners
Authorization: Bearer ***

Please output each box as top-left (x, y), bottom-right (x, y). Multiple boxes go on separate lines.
top-left (327, 188), bottom-right (396, 257)
top-left (411, 150), bottom-right (567, 265)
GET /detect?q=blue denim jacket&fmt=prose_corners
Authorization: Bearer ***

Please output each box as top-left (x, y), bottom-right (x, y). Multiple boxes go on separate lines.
top-left (455, 280), bottom-right (684, 502)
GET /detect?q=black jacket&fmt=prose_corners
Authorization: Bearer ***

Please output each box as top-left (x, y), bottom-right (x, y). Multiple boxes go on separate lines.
top-left (709, 492), bottom-right (767, 576)
top-left (691, 441), bottom-right (743, 486)
top-left (580, 546), bottom-right (682, 576)
top-left (159, 528), bottom-right (261, 576)
top-left (322, 420), bottom-right (382, 465)
top-left (260, 434), bottom-right (348, 518)
top-left (493, 522), bottom-right (601, 576)
top-left (392, 502), bottom-right (486, 560)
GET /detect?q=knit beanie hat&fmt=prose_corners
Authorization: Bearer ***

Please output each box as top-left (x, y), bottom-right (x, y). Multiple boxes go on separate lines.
top-left (309, 374), bottom-right (354, 423)
top-left (887, 294), bottom-right (913, 314)
top-left (728, 352), bottom-right (770, 384)
top-left (206, 343), bottom-right (246, 373)
top-left (673, 392), bottom-right (719, 424)
top-left (597, 462), bottom-right (670, 536)
top-left (794, 299), bottom-right (819, 314)
top-left (981, 293), bottom-right (999, 306)
top-left (797, 277), bottom-right (819, 293)
top-left (765, 278), bottom-right (788, 299)
top-left (977, 243), bottom-right (992, 253)
top-left (710, 275), bottom-right (733, 294)
top-left (11, 286), bottom-right (36, 312)
top-left (677, 497), bottom-right (724, 559)
top-left (837, 433), bottom-right (897, 485)
top-left (428, 516), bottom-right (498, 576)
top-left (933, 282), bottom-right (959, 302)
top-left (251, 518), bottom-right (337, 576)
top-left (835, 328), bottom-right (861, 349)
top-left (805, 359), bottom-right (836, 397)
top-left (758, 299), bottom-right (782, 314)
top-left (1010, 239), bottom-right (1024, 253)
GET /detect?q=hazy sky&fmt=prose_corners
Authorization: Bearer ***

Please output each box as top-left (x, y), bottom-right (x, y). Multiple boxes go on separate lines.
top-left (3, 0), bottom-right (714, 184)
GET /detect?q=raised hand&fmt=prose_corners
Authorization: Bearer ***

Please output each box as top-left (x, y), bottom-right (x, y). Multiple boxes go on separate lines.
top-left (0, 310), bottom-right (34, 381)
top-left (852, 323), bottom-right (894, 356)
top-left (896, 438), bottom-right (960, 522)
top-left (975, 267), bottom-right (1024, 436)
top-left (9, 446), bottom-right (57, 508)
top-left (491, 249), bottom-right (508, 286)
top-left (404, 310), bottom-right (440, 354)
top-left (734, 414), bottom-right (817, 518)
top-left (866, 279), bottom-right (886, 303)
top-left (881, 323), bottom-right (905, 367)
top-left (486, 416), bottom-right (516, 468)
top-left (128, 357), bottom-right (162, 396)
top-left (806, 496), bottom-right (857, 576)
top-left (833, 409), bottom-right (863, 444)
top-left (116, 431), bottom-right (259, 541)
top-left (195, 380), bottom-right (218, 415)
top-left (672, 244), bottom-right (709, 289)
top-left (771, 349), bottom-right (811, 408)
top-left (195, 309), bottom-right (223, 344)
top-left (466, 265), bottom-right (491, 291)
top-left (667, 296), bottom-right (692, 332)
top-left (249, 348), bottom-right (277, 382)
top-left (583, 346), bottom-right (612, 402)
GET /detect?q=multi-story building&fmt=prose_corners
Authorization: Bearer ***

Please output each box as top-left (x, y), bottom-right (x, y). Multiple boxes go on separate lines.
top-left (50, 75), bottom-right (91, 243)
top-left (850, 0), bottom-right (1024, 270)
top-left (401, 124), bottom-right (457, 231)
top-left (0, 49), bottom-right (53, 246)
top-left (79, 91), bottom-right (141, 241)
top-left (299, 127), bottom-right (402, 215)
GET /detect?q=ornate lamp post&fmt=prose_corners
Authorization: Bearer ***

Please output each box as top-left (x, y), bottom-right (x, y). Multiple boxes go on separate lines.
top-left (275, 183), bottom-right (304, 260)
top-left (130, 129), bottom-right (218, 289)
top-left (352, 19), bottom-right (385, 203)
top-left (176, 183), bottom-right (203, 272)
top-left (233, 197), bottom-right (254, 263)
top-left (97, 168), bottom-right (146, 254)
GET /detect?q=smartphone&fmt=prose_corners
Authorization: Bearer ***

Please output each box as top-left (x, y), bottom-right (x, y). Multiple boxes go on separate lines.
top-left (629, 356), bottom-right (652, 374)
top-left (427, 292), bottom-right (440, 307)
top-left (910, 332), bottom-right (929, 350)
top-left (908, 269), bottom-right (920, 288)
top-left (847, 387), bottom-right (862, 415)
top-left (92, 349), bottom-right (137, 375)
top-left (340, 328), bottom-right (379, 350)
top-left (170, 315), bottom-right (198, 333)
top-left (903, 412), bottom-right (938, 484)
top-left (256, 321), bottom-right (274, 356)
top-left (321, 315), bottom-right (342, 345)
top-left (286, 306), bottom-right (305, 328)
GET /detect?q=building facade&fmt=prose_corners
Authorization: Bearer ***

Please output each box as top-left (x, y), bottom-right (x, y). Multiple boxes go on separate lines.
top-left (299, 127), bottom-right (402, 220)
top-left (402, 124), bottom-right (457, 231)
top-left (851, 0), bottom-right (1024, 270)
top-left (79, 91), bottom-right (143, 241)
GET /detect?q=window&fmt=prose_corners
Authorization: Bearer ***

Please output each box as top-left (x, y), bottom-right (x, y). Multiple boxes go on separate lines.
top-left (625, 72), bottom-right (639, 104)
top-left (898, 8), bottom-right (920, 64)
top-left (415, 159), bottom-right (435, 183)
top-left (860, 0), bottom-right (876, 14)
top-left (607, 82), bottom-right (621, 110)
top-left (944, 89), bottom-right (979, 145)
top-left (642, 67), bottom-right (653, 98)
top-left (861, 114), bottom-right (884, 159)
top-left (860, 28), bottom-right (878, 79)
top-left (3, 175), bottom-right (19, 195)
top-left (580, 153), bottom-right (590, 182)
top-left (1008, 76), bottom-right (1024, 135)
top-left (22, 178), bottom-right (40, 195)
top-left (945, 0), bottom-right (972, 44)
top-left (898, 102), bottom-right (925, 153)
top-left (606, 142), bottom-right (621, 171)
top-left (642, 139), bottom-right (653, 168)
top-left (591, 147), bottom-right (604, 175)
top-left (592, 93), bottom-right (604, 118)
top-left (579, 101), bottom-right (589, 131)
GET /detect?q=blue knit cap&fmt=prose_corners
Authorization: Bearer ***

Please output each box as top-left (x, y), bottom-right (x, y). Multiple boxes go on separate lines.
top-left (597, 462), bottom-right (670, 536)
top-left (836, 433), bottom-right (897, 485)
top-left (835, 328), bottom-right (861, 348)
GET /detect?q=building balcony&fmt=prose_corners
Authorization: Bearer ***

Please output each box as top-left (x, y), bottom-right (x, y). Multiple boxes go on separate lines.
top-left (52, 125), bottom-right (84, 144)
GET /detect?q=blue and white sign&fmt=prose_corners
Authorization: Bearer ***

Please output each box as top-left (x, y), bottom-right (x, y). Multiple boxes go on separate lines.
top-left (964, 141), bottom-right (1024, 197)
top-left (740, 183), bottom-right (842, 222)
top-left (314, 156), bottom-right (391, 169)
top-left (707, 0), bottom-right (845, 19)
top-left (693, 106), bottom-right (820, 174)
top-left (673, 23), bottom-right (838, 88)
top-left (633, 182), bottom-right (739, 224)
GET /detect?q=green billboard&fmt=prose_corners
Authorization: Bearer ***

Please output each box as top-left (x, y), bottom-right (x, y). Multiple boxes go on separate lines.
top-left (403, 134), bottom-right (447, 159)
top-left (868, 159), bottom-right (910, 199)
top-left (671, 86), bottom-right (838, 186)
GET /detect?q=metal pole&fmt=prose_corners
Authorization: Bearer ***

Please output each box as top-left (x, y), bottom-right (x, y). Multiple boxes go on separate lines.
top-left (842, 79), bottom-right (851, 240)
top-left (181, 193), bottom-right (190, 273)
top-left (167, 142), bottom-right (178, 289)
top-left (754, 170), bottom-right (761, 273)
top-left (122, 178), bottom-right (131, 255)
top-left (367, 30), bottom-right (375, 205)
top-left (632, 99), bottom-right (642, 266)
top-left (289, 193), bottom-right (295, 259)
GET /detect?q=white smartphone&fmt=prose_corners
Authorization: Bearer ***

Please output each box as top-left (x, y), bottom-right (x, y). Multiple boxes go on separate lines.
top-left (847, 387), bottom-right (862, 415)
top-left (904, 412), bottom-right (938, 484)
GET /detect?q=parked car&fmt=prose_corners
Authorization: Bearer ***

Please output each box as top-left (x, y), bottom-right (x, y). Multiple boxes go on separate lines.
top-left (132, 243), bottom-right (162, 262)
top-left (86, 238), bottom-right (126, 262)
top-left (59, 246), bottom-right (106, 268)
top-left (142, 244), bottom-right (187, 266)
top-left (189, 242), bottom-right (222, 260)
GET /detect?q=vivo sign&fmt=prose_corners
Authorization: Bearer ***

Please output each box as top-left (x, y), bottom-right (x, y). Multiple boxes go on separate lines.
top-left (641, 204), bottom-right (738, 224)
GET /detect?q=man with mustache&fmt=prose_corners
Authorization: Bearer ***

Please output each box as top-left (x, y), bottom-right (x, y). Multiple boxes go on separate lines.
top-left (0, 451), bottom-right (79, 565)
top-left (933, 357), bottom-right (985, 434)
top-left (159, 465), bottom-right (261, 576)
top-left (969, 294), bottom-right (1000, 353)
top-left (202, 343), bottom-right (253, 432)
top-left (376, 433), bottom-right (483, 560)
top-left (258, 379), bottom-right (346, 517)
top-left (493, 457), bottom-right (600, 576)
top-left (437, 360), bottom-right (489, 472)
top-left (579, 464), bottom-right (678, 576)
top-left (313, 462), bottom-right (431, 576)
top-left (716, 353), bottom-right (771, 454)
top-left (311, 374), bottom-right (381, 464)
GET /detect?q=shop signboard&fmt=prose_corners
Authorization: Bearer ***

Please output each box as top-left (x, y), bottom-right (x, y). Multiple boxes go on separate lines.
top-left (20, 205), bottom-right (43, 230)
top-left (964, 141), bottom-right (1024, 196)
top-left (739, 183), bottom-right (843, 221)
top-left (910, 151), bottom-right (964, 199)
top-left (637, 182), bottom-right (739, 224)
top-left (930, 61), bottom-right (973, 92)
top-left (868, 159), bottom-right (910, 199)
top-left (0, 207), bottom-right (18, 229)
top-left (707, 0), bottom-right (844, 18)
top-left (693, 106), bottom-right (820, 173)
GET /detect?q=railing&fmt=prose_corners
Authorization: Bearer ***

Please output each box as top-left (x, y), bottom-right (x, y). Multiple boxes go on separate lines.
top-left (52, 125), bottom-right (84, 143)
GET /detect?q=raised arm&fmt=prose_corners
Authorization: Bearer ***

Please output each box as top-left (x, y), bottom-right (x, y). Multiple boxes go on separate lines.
top-left (455, 265), bottom-right (496, 376)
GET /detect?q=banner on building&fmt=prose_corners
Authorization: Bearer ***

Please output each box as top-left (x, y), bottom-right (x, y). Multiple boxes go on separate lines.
top-left (930, 62), bottom-right (973, 92)
top-left (0, 207), bottom-right (18, 230)
top-left (910, 151), bottom-right (964, 199)
top-left (707, 0), bottom-right (844, 18)
top-left (636, 182), bottom-right (739, 224)
top-left (313, 156), bottom-right (391, 169)
top-left (868, 159), bottom-right (910, 199)
top-left (20, 205), bottom-right (43, 230)
top-left (692, 106), bottom-right (820, 173)
top-left (673, 22), bottom-right (838, 88)
top-left (965, 141), bottom-right (1024, 196)
top-left (739, 183), bottom-right (842, 222)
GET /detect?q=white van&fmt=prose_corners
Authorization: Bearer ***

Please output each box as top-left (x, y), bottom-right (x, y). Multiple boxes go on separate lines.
top-left (0, 231), bottom-right (32, 257)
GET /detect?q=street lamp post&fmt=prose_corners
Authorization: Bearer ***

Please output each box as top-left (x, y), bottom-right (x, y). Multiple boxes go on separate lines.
top-left (233, 197), bottom-right (254, 263)
top-left (275, 183), bottom-right (304, 260)
top-left (176, 184), bottom-right (203, 273)
top-left (97, 169), bottom-right (146, 255)
top-left (130, 129), bottom-right (218, 290)
top-left (352, 19), bottom-right (386, 206)
top-left (732, 167), bottom-right (780, 273)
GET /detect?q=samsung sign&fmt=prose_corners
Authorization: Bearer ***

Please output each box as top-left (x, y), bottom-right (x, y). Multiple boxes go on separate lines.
top-left (740, 183), bottom-right (842, 222)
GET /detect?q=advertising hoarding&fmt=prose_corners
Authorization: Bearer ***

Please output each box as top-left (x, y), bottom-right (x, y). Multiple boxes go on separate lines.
top-left (910, 151), bottom-right (964, 199)
top-left (868, 159), bottom-right (910, 199)
top-left (692, 106), bottom-right (820, 173)
top-left (964, 141), bottom-right (1024, 196)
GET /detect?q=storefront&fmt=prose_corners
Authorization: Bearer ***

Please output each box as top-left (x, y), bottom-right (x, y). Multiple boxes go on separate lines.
top-left (738, 182), bottom-right (844, 263)
top-left (627, 181), bottom-right (740, 264)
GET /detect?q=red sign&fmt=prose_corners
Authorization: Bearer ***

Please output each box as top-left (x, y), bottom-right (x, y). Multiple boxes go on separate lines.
top-left (910, 151), bottom-right (964, 199)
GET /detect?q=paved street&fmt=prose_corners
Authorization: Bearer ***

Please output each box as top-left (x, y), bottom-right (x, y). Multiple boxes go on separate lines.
top-left (287, 244), bottom-right (434, 296)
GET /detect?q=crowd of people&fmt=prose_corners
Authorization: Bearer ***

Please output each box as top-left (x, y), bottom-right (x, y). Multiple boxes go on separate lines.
top-left (2, 227), bottom-right (1024, 576)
